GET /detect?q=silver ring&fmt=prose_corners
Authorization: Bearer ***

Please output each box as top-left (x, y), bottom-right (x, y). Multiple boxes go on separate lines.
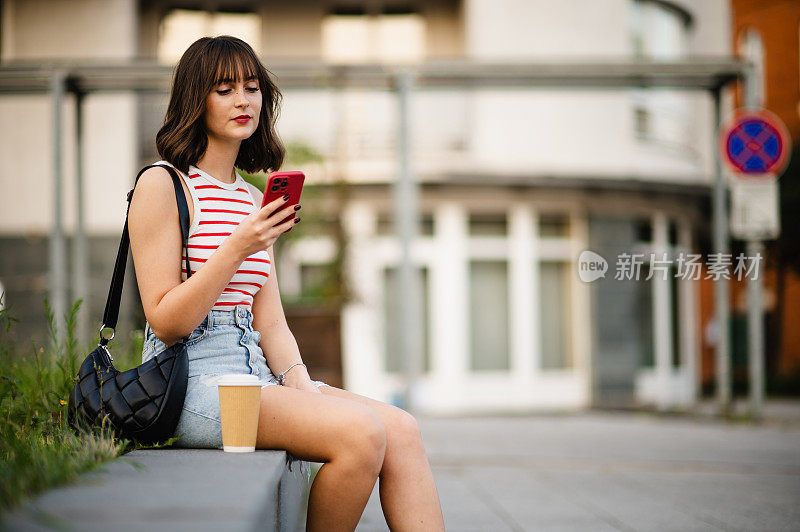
top-left (99, 324), bottom-right (115, 342)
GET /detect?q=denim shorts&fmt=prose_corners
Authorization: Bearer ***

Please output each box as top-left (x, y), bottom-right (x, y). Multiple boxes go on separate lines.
top-left (142, 306), bottom-right (327, 449)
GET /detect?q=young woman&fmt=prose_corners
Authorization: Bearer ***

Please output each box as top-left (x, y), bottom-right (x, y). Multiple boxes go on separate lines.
top-left (128, 36), bottom-right (444, 531)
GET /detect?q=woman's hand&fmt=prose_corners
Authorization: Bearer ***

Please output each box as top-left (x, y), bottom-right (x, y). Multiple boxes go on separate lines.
top-left (281, 365), bottom-right (322, 394)
top-left (228, 196), bottom-right (300, 259)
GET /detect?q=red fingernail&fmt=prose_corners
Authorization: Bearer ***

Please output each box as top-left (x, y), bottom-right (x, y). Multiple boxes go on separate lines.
top-left (283, 194), bottom-right (289, 201)
top-left (294, 217), bottom-right (301, 223)
top-left (293, 205), bottom-right (301, 211)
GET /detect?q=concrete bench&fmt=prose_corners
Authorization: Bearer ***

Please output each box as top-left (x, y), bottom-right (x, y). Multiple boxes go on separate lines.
top-left (2, 449), bottom-right (312, 532)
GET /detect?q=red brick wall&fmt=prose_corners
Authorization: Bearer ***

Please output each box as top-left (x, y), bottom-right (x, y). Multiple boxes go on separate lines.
top-left (704, 1), bottom-right (800, 388)
top-left (731, 0), bottom-right (800, 138)
top-left (698, 267), bottom-right (800, 390)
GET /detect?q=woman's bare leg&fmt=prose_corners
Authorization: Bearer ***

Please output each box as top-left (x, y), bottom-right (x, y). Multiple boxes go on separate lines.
top-left (319, 385), bottom-right (445, 531)
top-left (255, 385), bottom-right (387, 531)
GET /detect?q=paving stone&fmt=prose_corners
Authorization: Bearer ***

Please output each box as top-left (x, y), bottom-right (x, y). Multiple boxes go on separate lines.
top-left (356, 408), bottom-right (800, 531)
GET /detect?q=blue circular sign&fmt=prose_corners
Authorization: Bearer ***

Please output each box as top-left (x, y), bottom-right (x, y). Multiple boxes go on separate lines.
top-left (722, 109), bottom-right (790, 178)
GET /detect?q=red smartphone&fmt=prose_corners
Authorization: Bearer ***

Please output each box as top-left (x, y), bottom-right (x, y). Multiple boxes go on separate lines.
top-left (261, 170), bottom-right (305, 224)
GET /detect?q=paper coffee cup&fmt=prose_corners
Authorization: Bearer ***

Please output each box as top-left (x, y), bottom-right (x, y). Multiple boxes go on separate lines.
top-left (217, 374), bottom-right (262, 453)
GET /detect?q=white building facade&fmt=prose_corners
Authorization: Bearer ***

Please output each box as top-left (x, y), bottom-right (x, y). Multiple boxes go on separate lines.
top-left (284, 0), bottom-right (730, 413)
top-left (0, 0), bottom-right (732, 413)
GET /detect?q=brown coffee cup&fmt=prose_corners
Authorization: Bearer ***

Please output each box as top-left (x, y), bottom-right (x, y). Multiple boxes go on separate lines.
top-left (217, 374), bottom-right (262, 452)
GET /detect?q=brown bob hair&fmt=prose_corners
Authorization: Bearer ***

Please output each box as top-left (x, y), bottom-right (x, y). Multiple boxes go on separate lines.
top-left (156, 36), bottom-right (285, 175)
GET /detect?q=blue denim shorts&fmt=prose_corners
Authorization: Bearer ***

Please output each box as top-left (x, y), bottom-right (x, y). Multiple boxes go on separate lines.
top-left (142, 306), bottom-right (327, 449)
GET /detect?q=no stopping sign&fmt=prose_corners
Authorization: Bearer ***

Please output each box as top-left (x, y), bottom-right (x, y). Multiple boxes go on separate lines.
top-left (721, 108), bottom-right (790, 179)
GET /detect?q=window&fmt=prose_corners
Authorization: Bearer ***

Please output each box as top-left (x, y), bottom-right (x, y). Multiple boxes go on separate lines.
top-left (469, 261), bottom-right (510, 371)
top-left (539, 213), bottom-right (570, 238)
top-left (668, 220), bottom-right (678, 246)
top-left (635, 218), bottom-right (652, 243)
top-left (629, 0), bottom-right (690, 147)
top-left (322, 9), bottom-right (426, 63)
top-left (670, 266), bottom-right (680, 368)
top-left (383, 266), bottom-right (430, 373)
top-left (638, 262), bottom-right (681, 369)
top-left (468, 213), bottom-right (507, 236)
top-left (634, 106), bottom-right (650, 138)
top-left (539, 261), bottom-right (573, 369)
top-left (157, 9), bottom-right (262, 64)
top-left (376, 213), bottom-right (434, 236)
top-left (637, 263), bottom-right (655, 368)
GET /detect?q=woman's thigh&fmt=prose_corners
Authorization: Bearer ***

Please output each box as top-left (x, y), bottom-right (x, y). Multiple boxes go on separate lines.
top-left (318, 385), bottom-right (412, 426)
top-left (256, 384), bottom-right (385, 461)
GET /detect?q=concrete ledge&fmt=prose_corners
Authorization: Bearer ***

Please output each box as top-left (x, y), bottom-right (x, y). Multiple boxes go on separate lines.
top-left (2, 449), bottom-right (312, 532)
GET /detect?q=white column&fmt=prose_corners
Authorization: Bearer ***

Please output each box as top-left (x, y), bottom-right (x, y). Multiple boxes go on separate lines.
top-left (429, 202), bottom-right (469, 409)
top-left (509, 204), bottom-right (535, 379)
top-left (341, 202), bottom-right (385, 399)
top-left (652, 211), bottom-right (673, 410)
top-left (679, 222), bottom-right (699, 405)
top-left (570, 210), bottom-right (592, 405)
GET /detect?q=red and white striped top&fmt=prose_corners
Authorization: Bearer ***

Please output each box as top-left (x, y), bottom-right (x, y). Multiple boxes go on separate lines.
top-left (155, 160), bottom-right (270, 310)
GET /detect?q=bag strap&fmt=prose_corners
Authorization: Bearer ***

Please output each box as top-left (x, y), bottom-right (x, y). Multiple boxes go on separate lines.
top-left (99, 164), bottom-right (193, 345)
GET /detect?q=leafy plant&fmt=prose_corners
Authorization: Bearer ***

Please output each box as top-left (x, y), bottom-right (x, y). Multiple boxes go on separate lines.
top-left (0, 298), bottom-right (133, 515)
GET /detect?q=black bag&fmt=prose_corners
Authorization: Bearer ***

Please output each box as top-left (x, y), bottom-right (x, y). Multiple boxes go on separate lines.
top-left (68, 164), bottom-right (194, 445)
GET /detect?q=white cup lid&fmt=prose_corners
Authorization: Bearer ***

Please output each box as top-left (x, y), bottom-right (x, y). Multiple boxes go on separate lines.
top-left (217, 374), bottom-right (262, 386)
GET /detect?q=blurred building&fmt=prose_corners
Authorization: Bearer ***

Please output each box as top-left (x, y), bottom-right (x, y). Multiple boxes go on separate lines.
top-left (0, 0), bottom-right (738, 413)
top-left (726, 0), bottom-right (800, 395)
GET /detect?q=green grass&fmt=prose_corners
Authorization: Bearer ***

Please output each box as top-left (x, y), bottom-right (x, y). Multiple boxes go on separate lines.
top-left (0, 298), bottom-right (176, 517)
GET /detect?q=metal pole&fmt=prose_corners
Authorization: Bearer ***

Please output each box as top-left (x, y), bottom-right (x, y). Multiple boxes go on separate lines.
top-left (73, 86), bottom-right (89, 348)
top-left (712, 87), bottom-right (731, 414)
top-left (746, 240), bottom-right (764, 417)
top-left (394, 71), bottom-right (422, 412)
top-left (743, 64), bottom-right (765, 419)
top-left (49, 69), bottom-right (66, 348)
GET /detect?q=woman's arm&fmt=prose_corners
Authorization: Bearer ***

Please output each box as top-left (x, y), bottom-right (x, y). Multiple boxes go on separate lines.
top-left (246, 185), bottom-right (318, 391)
top-left (129, 167), bottom-right (297, 345)
top-left (251, 245), bottom-right (317, 391)
top-left (129, 167), bottom-right (243, 345)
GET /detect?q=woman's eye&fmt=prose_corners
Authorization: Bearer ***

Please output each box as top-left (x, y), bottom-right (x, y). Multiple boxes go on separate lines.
top-left (216, 88), bottom-right (258, 95)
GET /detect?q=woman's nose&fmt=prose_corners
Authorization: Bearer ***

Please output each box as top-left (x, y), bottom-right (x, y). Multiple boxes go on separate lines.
top-left (234, 89), bottom-right (248, 107)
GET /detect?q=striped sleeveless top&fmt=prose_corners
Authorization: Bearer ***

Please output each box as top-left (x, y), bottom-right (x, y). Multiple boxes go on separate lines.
top-left (154, 160), bottom-right (271, 310)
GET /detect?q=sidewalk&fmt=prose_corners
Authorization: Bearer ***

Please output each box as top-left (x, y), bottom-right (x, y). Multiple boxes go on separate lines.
top-left (3, 402), bottom-right (797, 531)
top-left (358, 402), bottom-right (800, 531)
top-left (690, 398), bottom-right (800, 425)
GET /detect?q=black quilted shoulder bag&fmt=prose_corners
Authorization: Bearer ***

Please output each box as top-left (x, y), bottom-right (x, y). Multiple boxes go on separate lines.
top-left (68, 164), bottom-right (194, 445)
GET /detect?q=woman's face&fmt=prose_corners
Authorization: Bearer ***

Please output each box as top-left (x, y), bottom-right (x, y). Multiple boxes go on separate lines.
top-left (203, 76), bottom-right (262, 143)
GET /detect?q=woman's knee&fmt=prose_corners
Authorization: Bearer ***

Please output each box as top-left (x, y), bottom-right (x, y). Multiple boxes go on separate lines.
top-left (337, 406), bottom-right (387, 474)
top-left (387, 407), bottom-right (424, 451)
